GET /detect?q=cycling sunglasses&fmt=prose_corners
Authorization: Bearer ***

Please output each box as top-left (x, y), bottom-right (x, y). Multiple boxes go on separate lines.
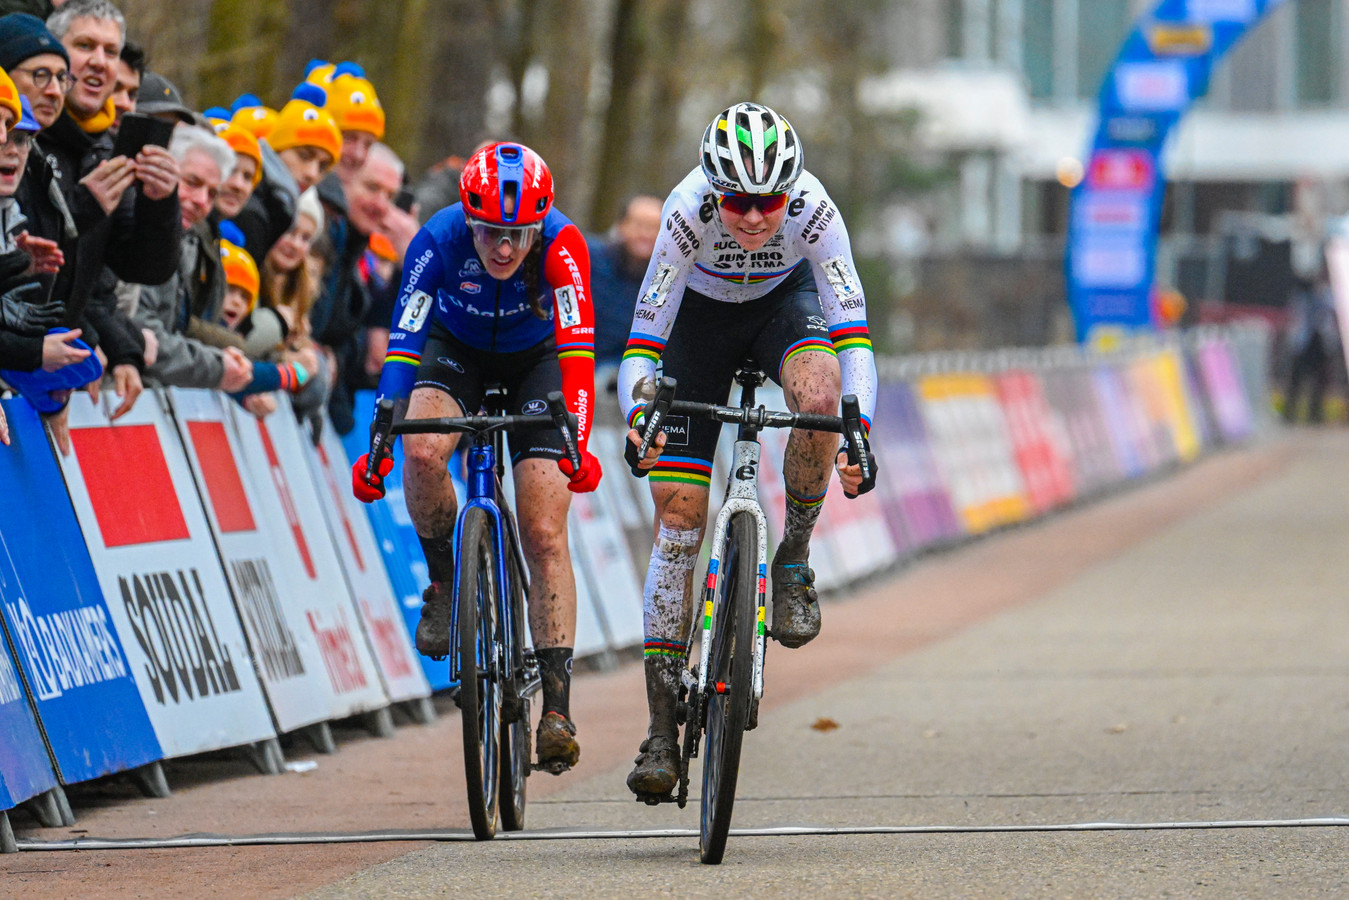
top-left (468, 219), bottom-right (542, 248)
top-left (716, 191), bottom-right (789, 216)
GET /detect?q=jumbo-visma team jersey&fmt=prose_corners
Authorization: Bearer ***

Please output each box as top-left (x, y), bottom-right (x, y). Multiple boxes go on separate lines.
top-left (616, 167), bottom-right (877, 432)
top-left (375, 203), bottom-right (596, 451)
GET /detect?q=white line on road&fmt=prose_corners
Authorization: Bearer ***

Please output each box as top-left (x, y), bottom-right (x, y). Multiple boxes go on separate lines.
top-left (15, 818), bottom-right (1349, 852)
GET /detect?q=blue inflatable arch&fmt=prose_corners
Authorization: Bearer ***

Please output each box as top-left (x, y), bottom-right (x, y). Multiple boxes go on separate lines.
top-left (1066, 0), bottom-right (1286, 344)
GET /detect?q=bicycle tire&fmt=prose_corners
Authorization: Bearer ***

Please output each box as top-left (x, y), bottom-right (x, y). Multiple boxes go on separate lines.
top-left (457, 507), bottom-right (501, 840)
top-left (498, 547), bottom-right (530, 832)
top-left (699, 512), bottom-right (756, 864)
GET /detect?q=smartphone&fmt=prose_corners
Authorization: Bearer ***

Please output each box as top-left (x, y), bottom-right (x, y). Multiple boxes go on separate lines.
top-left (394, 187), bottom-right (415, 213)
top-left (112, 112), bottom-right (176, 160)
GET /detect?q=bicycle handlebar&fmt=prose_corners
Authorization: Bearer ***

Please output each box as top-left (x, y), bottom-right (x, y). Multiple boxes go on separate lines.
top-left (373, 393), bottom-right (583, 474)
top-left (624, 376), bottom-right (871, 492)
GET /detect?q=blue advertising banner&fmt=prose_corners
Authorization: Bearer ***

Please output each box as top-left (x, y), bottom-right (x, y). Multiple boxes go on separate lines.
top-left (0, 623), bottom-right (55, 810)
top-left (1067, 0), bottom-right (1283, 344)
top-left (344, 391), bottom-right (453, 690)
top-left (0, 398), bottom-right (162, 783)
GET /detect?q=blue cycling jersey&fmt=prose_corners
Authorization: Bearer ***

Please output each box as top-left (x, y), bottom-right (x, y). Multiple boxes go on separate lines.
top-left (401, 203), bottom-right (575, 352)
top-left (376, 202), bottom-right (596, 407)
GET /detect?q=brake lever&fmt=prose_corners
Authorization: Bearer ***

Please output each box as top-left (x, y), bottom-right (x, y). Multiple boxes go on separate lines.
top-left (546, 390), bottom-right (582, 473)
top-left (840, 394), bottom-right (871, 497)
top-left (627, 377), bottom-right (677, 478)
top-left (366, 398), bottom-right (396, 483)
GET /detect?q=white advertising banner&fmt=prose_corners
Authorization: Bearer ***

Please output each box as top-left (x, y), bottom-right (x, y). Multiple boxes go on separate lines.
top-left (167, 389), bottom-right (365, 732)
top-left (59, 391), bottom-right (275, 757)
top-left (304, 416), bottom-right (430, 702)
top-left (568, 488), bottom-right (644, 652)
top-left (226, 400), bottom-right (389, 716)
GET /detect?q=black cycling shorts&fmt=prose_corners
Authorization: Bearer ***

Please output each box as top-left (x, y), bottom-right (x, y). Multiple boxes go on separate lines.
top-left (652, 261), bottom-right (835, 483)
top-left (413, 326), bottom-right (566, 465)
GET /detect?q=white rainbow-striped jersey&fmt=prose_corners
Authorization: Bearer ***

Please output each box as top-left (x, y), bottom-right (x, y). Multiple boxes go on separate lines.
top-left (616, 166), bottom-right (877, 430)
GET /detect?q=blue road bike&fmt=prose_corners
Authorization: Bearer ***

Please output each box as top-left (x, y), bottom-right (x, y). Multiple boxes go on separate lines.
top-left (370, 388), bottom-right (582, 840)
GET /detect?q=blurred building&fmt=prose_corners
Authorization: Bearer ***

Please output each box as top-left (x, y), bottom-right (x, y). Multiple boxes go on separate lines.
top-left (861, 0), bottom-right (1347, 344)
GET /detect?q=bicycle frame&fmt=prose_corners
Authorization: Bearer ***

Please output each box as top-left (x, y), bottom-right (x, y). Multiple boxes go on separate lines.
top-left (448, 422), bottom-right (537, 701)
top-left (693, 378), bottom-right (770, 707)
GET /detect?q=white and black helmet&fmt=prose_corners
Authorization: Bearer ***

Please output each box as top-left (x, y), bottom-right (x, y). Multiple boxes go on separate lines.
top-left (700, 102), bottom-right (803, 195)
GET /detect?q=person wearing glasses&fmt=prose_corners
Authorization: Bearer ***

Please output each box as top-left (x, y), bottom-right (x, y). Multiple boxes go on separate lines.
top-left (618, 101), bottom-right (879, 797)
top-left (353, 141), bottom-right (601, 775)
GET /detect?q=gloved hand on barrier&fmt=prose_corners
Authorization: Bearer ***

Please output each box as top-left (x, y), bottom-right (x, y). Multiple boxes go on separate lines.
top-left (353, 452), bottom-right (394, 502)
top-left (558, 449), bottom-right (602, 493)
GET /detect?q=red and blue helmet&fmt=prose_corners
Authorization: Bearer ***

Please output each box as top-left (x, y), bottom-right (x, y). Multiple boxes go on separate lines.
top-left (459, 142), bottom-right (554, 226)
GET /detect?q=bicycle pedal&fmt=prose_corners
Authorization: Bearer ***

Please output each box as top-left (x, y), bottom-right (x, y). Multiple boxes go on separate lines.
top-left (532, 760), bottom-right (571, 776)
top-left (634, 790), bottom-right (675, 806)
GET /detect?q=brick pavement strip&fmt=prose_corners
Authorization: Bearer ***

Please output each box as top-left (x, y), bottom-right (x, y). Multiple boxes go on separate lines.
top-left (10, 432), bottom-right (1349, 898)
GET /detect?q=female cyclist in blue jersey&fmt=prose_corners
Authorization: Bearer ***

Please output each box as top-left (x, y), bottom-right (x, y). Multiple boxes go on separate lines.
top-left (353, 142), bottom-right (601, 773)
top-left (619, 103), bottom-right (879, 798)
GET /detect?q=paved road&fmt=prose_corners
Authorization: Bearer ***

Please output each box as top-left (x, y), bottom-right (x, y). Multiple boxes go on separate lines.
top-left (7, 431), bottom-right (1349, 898)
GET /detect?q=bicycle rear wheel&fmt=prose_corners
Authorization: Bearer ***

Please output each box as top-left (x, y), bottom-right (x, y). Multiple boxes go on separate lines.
top-left (498, 546), bottom-right (530, 832)
top-left (457, 507), bottom-right (502, 840)
top-left (699, 512), bottom-right (756, 864)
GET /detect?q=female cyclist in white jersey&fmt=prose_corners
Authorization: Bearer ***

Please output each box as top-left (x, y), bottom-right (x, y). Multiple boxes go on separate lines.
top-left (617, 102), bottom-right (879, 798)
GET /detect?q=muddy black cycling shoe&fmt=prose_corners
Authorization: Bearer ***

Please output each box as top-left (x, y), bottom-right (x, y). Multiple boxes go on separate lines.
top-left (535, 711), bottom-right (580, 774)
top-left (770, 557), bottom-right (820, 648)
top-left (414, 582), bottom-right (453, 659)
top-left (627, 734), bottom-right (680, 800)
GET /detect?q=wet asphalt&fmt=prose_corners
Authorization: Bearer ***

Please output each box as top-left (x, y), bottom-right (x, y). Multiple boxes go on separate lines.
top-left (305, 431), bottom-right (1349, 898)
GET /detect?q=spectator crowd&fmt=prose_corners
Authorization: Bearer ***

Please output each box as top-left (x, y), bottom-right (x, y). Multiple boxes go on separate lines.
top-left (0, 0), bottom-right (659, 450)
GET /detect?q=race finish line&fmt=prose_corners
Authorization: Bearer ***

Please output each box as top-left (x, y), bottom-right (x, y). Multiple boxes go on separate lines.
top-left (17, 818), bottom-right (1349, 851)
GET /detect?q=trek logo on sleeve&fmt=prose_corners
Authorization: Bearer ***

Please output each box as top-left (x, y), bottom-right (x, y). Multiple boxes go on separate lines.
top-left (398, 290), bottom-right (433, 331)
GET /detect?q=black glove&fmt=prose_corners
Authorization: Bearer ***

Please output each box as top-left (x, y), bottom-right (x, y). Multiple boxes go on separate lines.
top-left (844, 436), bottom-right (878, 498)
top-left (0, 283), bottom-right (62, 337)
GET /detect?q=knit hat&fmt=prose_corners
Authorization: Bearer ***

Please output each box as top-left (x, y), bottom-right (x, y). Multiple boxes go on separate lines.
top-left (326, 72), bottom-right (384, 139)
top-left (219, 124), bottom-right (263, 186)
top-left (0, 13), bottom-right (69, 72)
top-left (266, 83), bottom-right (341, 164)
top-left (304, 58), bottom-right (335, 85)
top-left (202, 106), bottom-right (231, 132)
top-left (0, 66), bottom-right (20, 124)
top-left (228, 93), bottom-right (277, 140)
top-left (14, 94), bottom-right (39, 132)
top-left (220, 239), bottom-right (260, 309)
top-left (294, 185), bottom-right (324, 232)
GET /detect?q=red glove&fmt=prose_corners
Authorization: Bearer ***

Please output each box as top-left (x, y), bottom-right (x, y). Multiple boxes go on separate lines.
top-left (558, 450), bottom-right (602, 494)
top-left (353, 453), bottom-right (394, 503)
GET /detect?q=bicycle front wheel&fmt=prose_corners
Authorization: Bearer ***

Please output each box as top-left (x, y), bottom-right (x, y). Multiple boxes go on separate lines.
top-left (457, 507), bottom-right (502, 840)
top-left (700, 512), bottom-right (757, 864)
top-left (499, 546), bottom-right (530, 832)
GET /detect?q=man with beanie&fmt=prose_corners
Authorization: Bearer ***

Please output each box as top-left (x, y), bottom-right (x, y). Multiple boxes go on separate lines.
top-left (0, 12), bottom-right (70, 129)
